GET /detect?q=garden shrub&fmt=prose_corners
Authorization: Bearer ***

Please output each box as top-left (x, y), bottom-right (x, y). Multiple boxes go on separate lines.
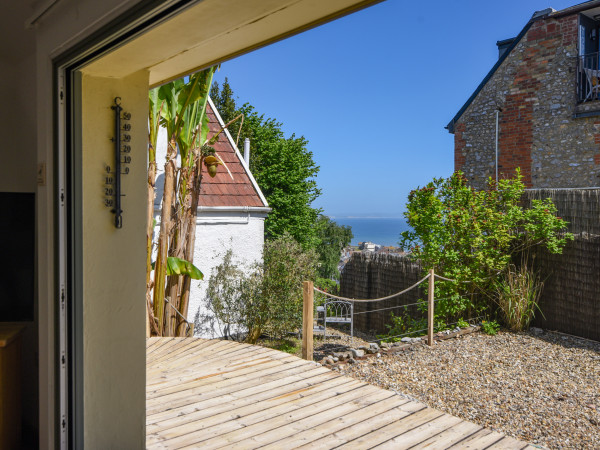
top-left (400, 169), bottom-right (572, 326)
top-left (203, 233), bottom-right (316, 343)
top-left (494, 261), bottom-right (544, 331)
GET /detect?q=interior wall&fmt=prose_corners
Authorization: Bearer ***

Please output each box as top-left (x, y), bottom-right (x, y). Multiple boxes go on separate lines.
top-left (80, 70), bottom-right (148, 448)
top-left (0, 52), bottom-right (39, 443)
top-left (0, 56), bottom-right (37, 193)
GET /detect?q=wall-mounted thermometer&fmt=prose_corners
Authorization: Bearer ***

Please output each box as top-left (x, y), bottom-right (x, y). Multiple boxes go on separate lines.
top-left (105, 97), bottom-right (131, 228)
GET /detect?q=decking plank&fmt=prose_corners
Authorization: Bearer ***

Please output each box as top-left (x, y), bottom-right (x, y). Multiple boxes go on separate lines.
top-left (486, 436), bottom-right (531, 449)
top-left (259, 394), bottom-right (412, 449)
top-left (336, 408), bottom-right (445, 449)
top-left (147, 338), bottom-right (211, 365)
top-left (147, 353), bottom-right (298, 397)
top-left (147, 375), bottom-right (357, 436)
top-left (147, 365), bottom-right (332, 418)
top-left (147, 358), bottom-right (319, 410)
top-left (147, 340), bottom-right (239, 375)
top-left (176, 385), bottom-right (393, 449)
top-left (145, 338), bottom-right (534, 450)
top-left (295, 401), bottom-right (427, 449)
top-left (148, 379), bottom-right (369, 448)
top-left (410, 420), bottom-right (483, 449)
top-left (147, 369), bottom-right (343, 426)
top-left (146, 337), bottom-right (179, 356)
top-left (148, 344), bottom-right (281, 380)
top-left (446, 428), bottom-right (505, 449)
top-left (370, 414), bottom-right (464, 449)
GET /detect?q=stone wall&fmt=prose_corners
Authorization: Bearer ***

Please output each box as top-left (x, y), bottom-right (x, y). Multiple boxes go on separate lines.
top-left (452, 13), bottom-right (600, 189)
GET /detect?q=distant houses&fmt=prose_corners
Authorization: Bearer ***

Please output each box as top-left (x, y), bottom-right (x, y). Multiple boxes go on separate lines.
top-left (359, 241), bottom-right (377, 252)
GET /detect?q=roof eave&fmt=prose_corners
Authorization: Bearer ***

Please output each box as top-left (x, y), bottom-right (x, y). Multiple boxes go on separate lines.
top-left (445, 20), bottom-right (535, 133)
top-left (207, 97), bottom-right (270, 208)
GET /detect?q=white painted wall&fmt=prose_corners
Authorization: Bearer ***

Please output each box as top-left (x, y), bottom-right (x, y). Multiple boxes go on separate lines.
top-left (190, 211), bottom-right (265, 337)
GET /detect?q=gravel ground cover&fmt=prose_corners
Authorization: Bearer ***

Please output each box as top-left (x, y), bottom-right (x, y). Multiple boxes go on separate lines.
top-left (337, 329), bottom-right (600, 449)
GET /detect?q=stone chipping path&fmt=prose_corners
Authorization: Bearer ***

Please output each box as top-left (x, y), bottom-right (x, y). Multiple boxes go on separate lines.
top-left (338, 329), bottom-right (600, 449)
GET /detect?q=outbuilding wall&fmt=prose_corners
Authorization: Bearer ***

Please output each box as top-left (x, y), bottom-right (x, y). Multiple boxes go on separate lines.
top-left (190, 212), bottom-right (266, 337)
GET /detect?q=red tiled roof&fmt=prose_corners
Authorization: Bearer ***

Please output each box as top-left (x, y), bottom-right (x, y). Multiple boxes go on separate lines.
top-left (199, 102), bottom-right (267, 208)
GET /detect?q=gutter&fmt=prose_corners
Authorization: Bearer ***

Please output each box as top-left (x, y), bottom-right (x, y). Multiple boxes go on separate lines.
top-left (196, 206), bottom-right (271, 213)
top-left (153, 205), bottom-right (271, 214)
top-left (549, 1), bottom-right (600, 19)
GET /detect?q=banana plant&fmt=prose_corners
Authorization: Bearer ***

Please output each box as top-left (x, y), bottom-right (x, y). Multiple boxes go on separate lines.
top-left (149, 67), bottom-right (217, 336)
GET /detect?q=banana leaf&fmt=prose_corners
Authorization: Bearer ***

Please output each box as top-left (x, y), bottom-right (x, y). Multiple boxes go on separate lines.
top-left (152, 257), bottom-right (204, 280)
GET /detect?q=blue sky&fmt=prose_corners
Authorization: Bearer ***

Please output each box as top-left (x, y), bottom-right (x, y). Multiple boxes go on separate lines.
top-left (212, 0), bottom-right (577, 218)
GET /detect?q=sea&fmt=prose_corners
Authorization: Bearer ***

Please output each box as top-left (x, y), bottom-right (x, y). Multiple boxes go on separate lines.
top-left (331, 217), bottom-right (411, 247)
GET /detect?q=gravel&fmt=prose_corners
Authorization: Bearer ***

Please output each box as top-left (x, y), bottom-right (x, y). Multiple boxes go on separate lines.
top-left (338, 329), bottom-right (600, 449)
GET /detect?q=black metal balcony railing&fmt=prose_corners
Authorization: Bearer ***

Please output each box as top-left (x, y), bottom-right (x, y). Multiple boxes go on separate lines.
top-left (578, 52), bottom-right (600, 102)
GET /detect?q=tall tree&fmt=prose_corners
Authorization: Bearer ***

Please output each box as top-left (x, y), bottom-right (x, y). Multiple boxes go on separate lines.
top-left (211, 78), bottom-right (322, 249)
top-left (315, 215), bottom-right (353, 279)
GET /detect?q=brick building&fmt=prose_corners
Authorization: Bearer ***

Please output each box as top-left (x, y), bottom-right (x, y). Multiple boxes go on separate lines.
top-left (446, 2), bottom-right (600, 189)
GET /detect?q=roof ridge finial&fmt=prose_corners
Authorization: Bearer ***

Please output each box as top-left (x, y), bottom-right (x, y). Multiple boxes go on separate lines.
top-left (531, 7), bottom-right (556, 20)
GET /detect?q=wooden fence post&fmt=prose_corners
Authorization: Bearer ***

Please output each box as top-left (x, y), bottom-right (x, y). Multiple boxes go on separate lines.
top-left (302, 281), bottom-right (314, 361)
top-left (428, 268), bottom-right (435, 346)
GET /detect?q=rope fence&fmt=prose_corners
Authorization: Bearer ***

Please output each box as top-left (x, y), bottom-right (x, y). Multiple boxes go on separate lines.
top-left (301, 268), bottom-right (481, 361)
top-left (351, 297), bottom-right (458, 316)
top-left (309, 314), bottom-right (485, 355)
top-left (313, 273), bottom-right (430, 303)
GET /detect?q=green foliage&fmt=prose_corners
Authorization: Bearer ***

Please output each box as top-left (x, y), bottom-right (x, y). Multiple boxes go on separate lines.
top-left (481, 320), bottom-right (500, 335)
top-left (457, 318), bottom-right (470, 329)
top-left (165, 257), bottom-right (203, 280)
top-left (494, 262), bottom-right (544, 331)
top-left (203, 234), bottom-right (317, 343)
top-left (211, 79), bottom-right (321, 249)
top-left (315, 277), bottom-right (339, 293)
top-left (314, 277), bottom-right (340, 307)
top-left (155, 70), bottom-right (214, 160)
top-left (377, 310), bottom-right (427, 342)
top-left (315, 215), bottom-right (353, 279)
top-left (257, 234), bottom-right (317, 340)
top-left (151, 257), bottom-right (204, 279)
top-left (258, 338), bottom-right (301, 356)
top-left (400, 169), bottom-right (572, 321)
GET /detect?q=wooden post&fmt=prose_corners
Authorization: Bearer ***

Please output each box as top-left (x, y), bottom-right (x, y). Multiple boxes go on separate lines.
top-left (428, 268), bottom-right (435, 346)
top-left (302, 281), bottom-right (314, 361)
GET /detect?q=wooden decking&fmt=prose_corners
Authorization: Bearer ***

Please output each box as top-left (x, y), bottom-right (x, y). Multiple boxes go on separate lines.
top-left (147, 338), bottom-right (537, 449)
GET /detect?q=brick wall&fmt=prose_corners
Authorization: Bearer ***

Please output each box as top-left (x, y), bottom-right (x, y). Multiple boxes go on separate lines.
top-left (454, 123), bottom-right (466, 170)
top-left (453, 13), bottom-right (600, 188)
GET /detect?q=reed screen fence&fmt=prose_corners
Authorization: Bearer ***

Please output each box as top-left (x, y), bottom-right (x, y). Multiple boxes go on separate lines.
top-left (338, 188), bottom-right (600, 342)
